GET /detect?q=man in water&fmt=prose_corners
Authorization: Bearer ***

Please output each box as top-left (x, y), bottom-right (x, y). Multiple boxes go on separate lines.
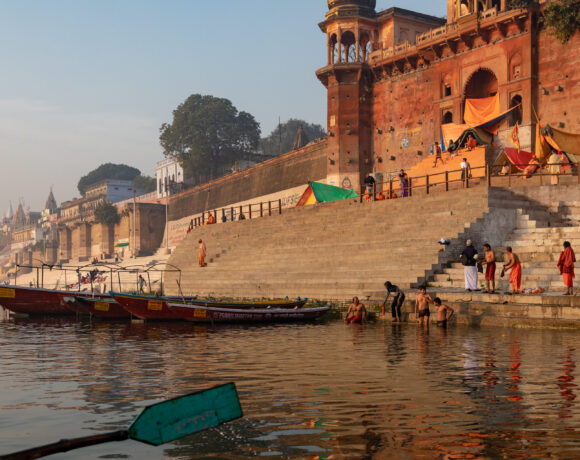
top-left (503, 247), bottom-right (521, 293)
top-left (198, 239), bottom-right (207, 267)
top-left (434, 297), bottom-right (454, 327)
top-left (479, 243), bottom-right (496, 293)
top-left (345, 297), bottom-right (366, 324)
top-left (415, 286), bottom-right (434, 327)
top-left (383, 281), bottom-right (405, 322)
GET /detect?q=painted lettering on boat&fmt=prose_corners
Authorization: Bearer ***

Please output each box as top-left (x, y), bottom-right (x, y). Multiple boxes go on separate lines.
top-left (94, 302), bottom-right (110, 312)
top-left (193, 309), bottom-right (207, 318)
top-left (0, 288), bottom-right (15, 298)
top-left (148, 300), bottom-right (163, 311)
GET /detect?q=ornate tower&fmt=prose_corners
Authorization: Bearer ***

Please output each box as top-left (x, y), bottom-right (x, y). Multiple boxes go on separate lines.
top-left (317, 0), bottom-right (377, 191)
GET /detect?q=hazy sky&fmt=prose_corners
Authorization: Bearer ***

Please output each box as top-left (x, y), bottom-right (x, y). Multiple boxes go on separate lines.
top-left (0, 0), bottom-right (446, 214)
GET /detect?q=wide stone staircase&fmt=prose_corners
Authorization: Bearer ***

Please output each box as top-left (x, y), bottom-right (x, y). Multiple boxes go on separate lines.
top-left (165, 187), bottom-right (500, 301)
top-left (429, 198), bottom-right (580, 293)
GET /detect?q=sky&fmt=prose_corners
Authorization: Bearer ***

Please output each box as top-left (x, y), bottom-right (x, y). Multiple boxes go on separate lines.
top-left (0, 0), bottom-right (446, 214)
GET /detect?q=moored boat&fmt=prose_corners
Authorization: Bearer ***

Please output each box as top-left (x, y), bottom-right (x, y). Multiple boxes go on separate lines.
top-left (111, 292), bottom-right (189, 321)
top-left (186, 298), bottom-right (307, 309)
top-left (0, 285), bottom-right (89, 316)
top-left (167, 303), bottom-right (331, 324)
top-left (75, 296), bottom-right (132, 319)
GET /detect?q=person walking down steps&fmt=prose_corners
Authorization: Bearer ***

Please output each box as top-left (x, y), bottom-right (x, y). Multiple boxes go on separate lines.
top-left (198, 239), bottom-right (207, 267)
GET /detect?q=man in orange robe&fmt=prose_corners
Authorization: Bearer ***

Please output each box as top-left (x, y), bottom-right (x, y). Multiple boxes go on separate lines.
top-left (503, 246), bottom-right (521, 293)
top-left (198, 239), bottom-right (207, 267)
top-left (558, 241), bottom-right (575, 295)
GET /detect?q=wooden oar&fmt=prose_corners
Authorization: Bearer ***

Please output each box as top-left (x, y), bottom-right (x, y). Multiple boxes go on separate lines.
top-left (0, 383), bottom-right (242, 460)
top-left (176, 279), bottom-right (186, 302)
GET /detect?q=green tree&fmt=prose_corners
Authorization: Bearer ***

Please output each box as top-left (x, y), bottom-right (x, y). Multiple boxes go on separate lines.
top-left (78, 163), bottom-right (141, 196)
top-left (94, 201), bottom-right (120, 226)
top-left (159, 95), bottom-right (261, 184)
top-left (133, 175), bottom-right (156, 193)
top-left (543, 0), bottom-right (580, 43)
top-left (260, 119), bottom-right (325, 157)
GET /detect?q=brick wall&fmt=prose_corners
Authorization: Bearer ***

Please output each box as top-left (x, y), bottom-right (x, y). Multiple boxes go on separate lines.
top-left (167, 140), bottom-right (327, 221)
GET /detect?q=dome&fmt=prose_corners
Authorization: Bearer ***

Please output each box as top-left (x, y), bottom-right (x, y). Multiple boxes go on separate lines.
top-left (327, 0), bottom-right (376, 18)
top-left (328, 0), bottom-right (376, 11)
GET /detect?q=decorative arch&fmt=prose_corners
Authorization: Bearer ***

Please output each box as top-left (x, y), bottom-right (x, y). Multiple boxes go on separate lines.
top-left (509, 52), bottom-right (522, 80)
top-left (341, 31), bottom-right (356, 63)
top-left (329, 33), bottom-right (338, 65)
top-left (509, 94), bottom-right (523, 127)
top-left (359, 31), bottom-right (371, 62)
top-left (464, 67), bottom-right (498, 99)
top-left (443, 111), bottom-right (453, 124)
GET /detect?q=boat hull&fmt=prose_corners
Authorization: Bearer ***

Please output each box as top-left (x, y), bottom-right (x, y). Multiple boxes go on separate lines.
top-left (112, 293), bottom-right (183, 321)
top-left (168, 303), bottom-right (331, 324)
top-left (76, 296), bottom-right (132, 319)
top-left (186, 299), bottom-right (307, 309)
top-left (0, 286), bottom-right (79, 316)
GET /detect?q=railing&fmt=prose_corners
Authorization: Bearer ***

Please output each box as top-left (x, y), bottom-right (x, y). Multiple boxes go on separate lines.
top-left (360, 162), bottom-right (579, 202)
top-left (189, 198), bottom-right (284, 230)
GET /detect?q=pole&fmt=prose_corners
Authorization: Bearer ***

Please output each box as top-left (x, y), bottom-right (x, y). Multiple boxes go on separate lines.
top-left (133, 190), bottom-right (137, 258)
top-left (165, 196), bottom-right (169, 250)
top-left (279, 116), bottom-right (282, 156)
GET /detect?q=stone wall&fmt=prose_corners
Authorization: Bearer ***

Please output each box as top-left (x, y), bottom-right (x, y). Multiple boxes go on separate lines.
top-left (167, 140), bottom-right (327, 221)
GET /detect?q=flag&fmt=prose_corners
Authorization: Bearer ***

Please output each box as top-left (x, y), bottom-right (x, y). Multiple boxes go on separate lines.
top-left (510, 122), bottom-right (520, 152)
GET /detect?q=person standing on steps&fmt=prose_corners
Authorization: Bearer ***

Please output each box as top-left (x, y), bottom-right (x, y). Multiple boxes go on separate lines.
top-left (503, 247), bottom-right (521, 293)
top-left (383, 281), bottom-right (405, 322)
top-left (398, 169), bottom-right (409, 198)
top-left (198, 239), bottom-right (207, 267)
top-left (558, 241), bottom-right (575, 295)
top-left (461, 240), bottom-right (479, 291)
top-left (460, 157), bottom-right (471, 186)
top-left (364, 173), bottom-right (376, 200)
top-left (479, 243), bottom-right (496, 293)
top-left (432, 142), bottom-right (444, 167)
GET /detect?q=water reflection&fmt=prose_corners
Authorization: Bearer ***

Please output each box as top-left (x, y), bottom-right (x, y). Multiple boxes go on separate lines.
top-left (0, 318), bottom-right (578, 459)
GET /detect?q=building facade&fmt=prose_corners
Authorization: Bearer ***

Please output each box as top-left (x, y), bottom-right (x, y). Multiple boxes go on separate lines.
top-left (156, 158), bottom-right (184, 198)
top-left (317, 0), bottom-right (580, 191)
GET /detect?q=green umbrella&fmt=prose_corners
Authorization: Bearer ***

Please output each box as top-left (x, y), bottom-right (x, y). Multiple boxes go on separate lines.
top-left (1, 383), bottom-right (242, 460)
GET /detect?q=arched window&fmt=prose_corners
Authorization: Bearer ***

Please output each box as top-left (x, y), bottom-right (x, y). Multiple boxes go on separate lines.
top-left (359, 32), bottom-right (370, 62)
top-left (443, 111), bottom-right (453, 124)
top-left (329, 34), bottom-right (338, 64)
top-left (509, 95), bottom-right (523, 127)
top-left (341, 31), bottom-right (356, 63)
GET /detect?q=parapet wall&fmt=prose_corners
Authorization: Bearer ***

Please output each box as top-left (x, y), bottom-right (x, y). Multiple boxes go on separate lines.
top-left (167, 140), bottom-right (327, 221)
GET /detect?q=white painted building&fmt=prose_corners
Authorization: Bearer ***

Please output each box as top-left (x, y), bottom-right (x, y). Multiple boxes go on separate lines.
top-left (156, 158), bottom-right (184, 198)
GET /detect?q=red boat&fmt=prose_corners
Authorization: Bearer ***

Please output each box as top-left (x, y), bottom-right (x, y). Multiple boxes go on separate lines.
top-left (74, 296), bottom-right (132, 319)
top-left (167, 303), bottom-right (331, 324)
top-left (112, 292), bottom-right (188, 321)
top-left (0, 285), bottom-right (85, 316)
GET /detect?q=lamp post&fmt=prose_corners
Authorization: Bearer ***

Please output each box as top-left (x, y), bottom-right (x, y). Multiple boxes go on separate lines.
top-left (132, 189), bottom-right (137, 258)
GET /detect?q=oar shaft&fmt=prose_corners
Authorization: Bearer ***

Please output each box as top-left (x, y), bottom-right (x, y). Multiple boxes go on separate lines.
top-left (0, 430), bottom-right (129, 460)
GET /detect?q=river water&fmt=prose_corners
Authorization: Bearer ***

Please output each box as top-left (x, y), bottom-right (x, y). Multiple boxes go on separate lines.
top-left (0, 318), bottom-right (578, 459)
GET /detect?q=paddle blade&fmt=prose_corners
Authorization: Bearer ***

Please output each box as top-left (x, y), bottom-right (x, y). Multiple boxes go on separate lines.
top-left (128, 383), bottom-right (242, 446)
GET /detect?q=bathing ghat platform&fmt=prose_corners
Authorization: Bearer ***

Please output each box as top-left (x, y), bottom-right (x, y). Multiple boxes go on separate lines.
top-left (166, 180), bottom-right (580, 328)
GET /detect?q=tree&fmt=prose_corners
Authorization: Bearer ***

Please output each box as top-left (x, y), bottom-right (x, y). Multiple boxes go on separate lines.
top-left (133, 175), bottom-right (156, 194)
top-left (78, 163), bottom-right (141, 196)
top-left (260, 119), bottom-right (325, 157)
top-left (159, 94), bottom-right (261, 184)
top-left (94, 201), bottom-right (120, 226)
top-left (543, 0), bottom-right (580, 44)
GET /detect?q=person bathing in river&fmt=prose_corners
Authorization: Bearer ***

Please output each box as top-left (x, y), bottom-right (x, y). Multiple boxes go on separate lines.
top-left (345, 297), bottom-right (367, 324)
top-left (434, 297), bottom-right (454, 328)
top-left (503, 247), bottom-right (521, 293)
top-left (383, 281), bottom-right (405, 322)
top-left (415, 286), bottom-right (434, 327)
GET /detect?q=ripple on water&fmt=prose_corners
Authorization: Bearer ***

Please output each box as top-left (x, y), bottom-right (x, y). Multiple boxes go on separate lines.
top-left (0, 319), bottom-right (579, 458)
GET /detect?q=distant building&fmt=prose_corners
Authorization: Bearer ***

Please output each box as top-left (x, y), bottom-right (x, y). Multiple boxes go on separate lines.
top-left (85, 180), bottom-right (138, 203)
top-left (156, 158), bottom-right (184, 198)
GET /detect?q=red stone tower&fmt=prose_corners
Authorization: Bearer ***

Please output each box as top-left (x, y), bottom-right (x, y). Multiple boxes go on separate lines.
top-left (316, 0), bottom-right (377, 192)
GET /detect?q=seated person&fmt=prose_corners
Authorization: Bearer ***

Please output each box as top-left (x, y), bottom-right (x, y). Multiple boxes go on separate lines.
top-left (345, 297), bottom-right (366, 324)
top-left (376, 191), bottom-right (386, 201)
top-left (524, 156), bottom-right (541, 178)
top-left (207, 213), bottom-right (216, 224)
top-left (466, 135), bottom-right (477, 151)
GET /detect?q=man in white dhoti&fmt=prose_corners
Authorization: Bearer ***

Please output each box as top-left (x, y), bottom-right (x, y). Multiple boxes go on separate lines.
top-left (461, 240), bottom-right (479, 291)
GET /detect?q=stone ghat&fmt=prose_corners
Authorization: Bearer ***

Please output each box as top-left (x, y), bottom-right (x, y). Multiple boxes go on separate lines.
top-left (364, 289), bottom-right (580, 329)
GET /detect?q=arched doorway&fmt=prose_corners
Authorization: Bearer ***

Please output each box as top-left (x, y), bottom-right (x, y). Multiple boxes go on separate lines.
top-left (509, 95), bottom-right (523, 126)
top-left (463, 68), bottom-right (498, 122)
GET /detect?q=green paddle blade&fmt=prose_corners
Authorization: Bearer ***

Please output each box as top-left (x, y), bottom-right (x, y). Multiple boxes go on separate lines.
top-left (128, 383), bottom-right (242, 446)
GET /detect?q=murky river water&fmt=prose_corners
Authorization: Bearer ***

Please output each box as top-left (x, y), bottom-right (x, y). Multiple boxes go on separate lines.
top-left (0, 318), bottom-right (578, 459)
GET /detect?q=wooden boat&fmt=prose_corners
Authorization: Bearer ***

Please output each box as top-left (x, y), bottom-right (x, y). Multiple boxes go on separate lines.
top-left (185, 298), bottom-right (307, 309)
top-left (167, 303), bottom-right (331, 324)
top-left (74, 296), bottom-right (132, 319)
top-left (0, 285), bottom-right (91, 316)
top-left (111, 292), bottom-right (192, 321)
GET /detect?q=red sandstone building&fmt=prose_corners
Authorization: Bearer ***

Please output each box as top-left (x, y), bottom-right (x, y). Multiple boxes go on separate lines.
top-left (317, 0), bottom-right (580, 190)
